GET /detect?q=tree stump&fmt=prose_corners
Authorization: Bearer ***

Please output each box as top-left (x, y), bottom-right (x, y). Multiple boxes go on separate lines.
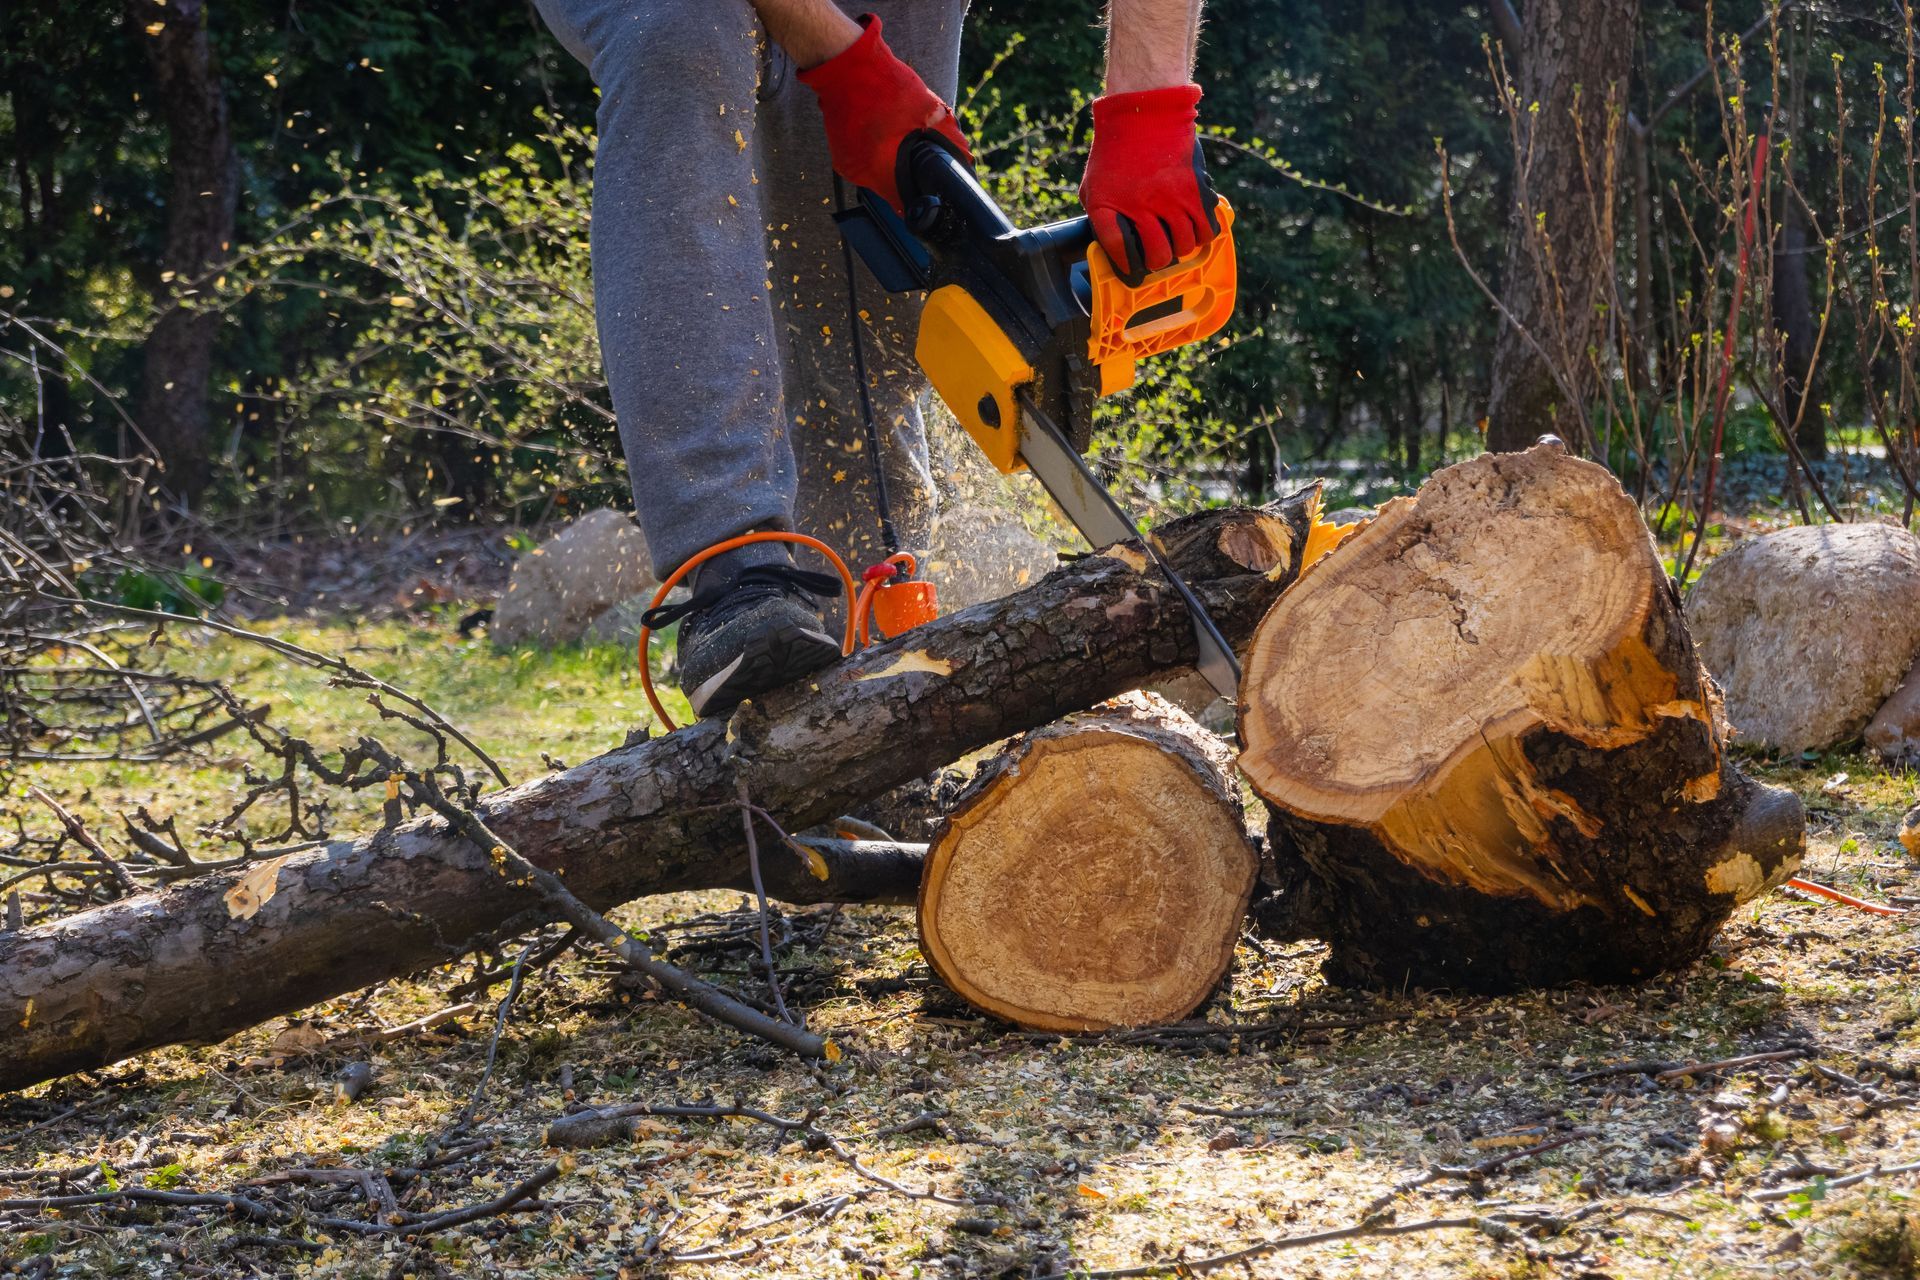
top-left (1241, 445), bottom-right (1806, 991)
top-left (918, 693), bottom-right (1257, 1030)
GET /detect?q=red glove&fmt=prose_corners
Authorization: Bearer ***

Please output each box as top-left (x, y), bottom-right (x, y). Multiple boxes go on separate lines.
top-left (798, 14), bottom-right (972, 213)
top-left (1079, 84), bottom-right (1221, 278)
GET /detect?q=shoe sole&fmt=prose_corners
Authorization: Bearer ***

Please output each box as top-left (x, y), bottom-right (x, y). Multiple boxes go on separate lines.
top-left (687, 623), bottom-right (842, 717)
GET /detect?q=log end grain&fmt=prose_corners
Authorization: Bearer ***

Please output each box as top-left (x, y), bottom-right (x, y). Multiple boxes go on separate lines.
top-left (918, 694), bottom-right (1257, 1031)
top-left (1241, 446), bottom-right (1806, 991)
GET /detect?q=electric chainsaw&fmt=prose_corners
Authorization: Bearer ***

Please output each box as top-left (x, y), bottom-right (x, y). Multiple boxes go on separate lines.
top-left (835, 137), bottom-right (1242, 701)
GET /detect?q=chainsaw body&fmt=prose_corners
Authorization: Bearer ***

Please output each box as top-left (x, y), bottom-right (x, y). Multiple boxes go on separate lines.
top-left (836, 141), bottom-right (1237, 475)
top-left (836, 140), bottom-right (1245, 700)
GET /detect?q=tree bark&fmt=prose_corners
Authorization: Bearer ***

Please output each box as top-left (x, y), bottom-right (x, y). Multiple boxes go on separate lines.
top-left (129, 0), bottom-right (237, 505)
top-left (918, 692), bottom-right (1257, 1032)
top-left (1241, 444), bottom-right (1805, 991)
top-left (0, 496), bottom-right (1321, 1092)
top-left (1772, 200), bottom-right (1826, 459)
top-left (1485, 0), bottom-right (1640, 454)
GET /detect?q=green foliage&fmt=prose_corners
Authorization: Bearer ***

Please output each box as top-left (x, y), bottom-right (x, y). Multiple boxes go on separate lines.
top-left (1, 0), bottom-right (593, 475)
top-left (144, 1162), bottom-right (187, 1191)
top-left (15, 1234), bottom-right (57, 1257)
top-left (6, 0), bottom-right (1914, 526)
top-left (224, 118), bottom-right (619, 523)
top-left (96, 567), bottom-right (226, 616)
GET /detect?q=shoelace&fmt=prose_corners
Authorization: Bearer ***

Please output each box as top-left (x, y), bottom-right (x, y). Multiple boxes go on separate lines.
top-left (640, 563), bottom-right (844, 632)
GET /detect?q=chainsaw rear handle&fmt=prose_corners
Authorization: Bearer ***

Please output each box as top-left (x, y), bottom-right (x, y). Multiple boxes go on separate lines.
top-left (891, 137), bottom-right (1237, 397)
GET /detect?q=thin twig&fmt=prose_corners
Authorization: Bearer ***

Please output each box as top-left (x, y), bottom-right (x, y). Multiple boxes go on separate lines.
top-left (443, 944), bottom-right (533, 1140)
top-left (1364, 1130), bottom-right (1596, 1216)
top-left (35, 595), bottom-right (510, 786)
top-left (379, 747), bottom-right (824, 1058)
top-left (737, 779), bottom-right (797, 1027)
top-left (1085, 1215), bottom-right (1486, 1278)
top-left (1653, 1046), bottom-right (1814, 1082)
top-left (25, 787), bottom-right (137, 895)
top-left (1747, 1158), bottom-right (1920, 1202)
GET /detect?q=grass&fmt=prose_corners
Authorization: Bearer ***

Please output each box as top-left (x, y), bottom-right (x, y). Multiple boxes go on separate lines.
top-left (2, 607), bottom-right (1918, 1278)
top-left (14, 614), bottom-right (691, 853)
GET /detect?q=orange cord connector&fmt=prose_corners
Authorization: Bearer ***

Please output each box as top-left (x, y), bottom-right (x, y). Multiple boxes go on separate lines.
top-left (638, 536), bottom-right (938, 733)
top-left (854, 552), bottom-right (937, 647)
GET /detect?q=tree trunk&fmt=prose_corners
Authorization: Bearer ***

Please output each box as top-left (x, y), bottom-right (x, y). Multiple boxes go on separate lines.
top-left (1773, 201), bottom-right (1826, 460)
top-left (1485, 0), bottom-right (1640, 454)
top-left (0, 497), bottom-right (1321, 1092)
top-left (917, 692), bottom-right (1257, 1032)
top-left (1241, 444), bottom-right (1805, 991)
top-left (1629, 122), bottom-right (1655, 384)
top-left (1778, 5), bottom-right (1826, 461)
top-left (129, 0), bottom-right (237, 505)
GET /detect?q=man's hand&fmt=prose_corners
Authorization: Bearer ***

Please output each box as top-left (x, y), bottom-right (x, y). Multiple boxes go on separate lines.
top-left (1079, 83), bottom-right (1218, 278)
top-left (797, 14), bottom-right (971, 213)
top-left (1081, 0), bottom-right (1216, 278)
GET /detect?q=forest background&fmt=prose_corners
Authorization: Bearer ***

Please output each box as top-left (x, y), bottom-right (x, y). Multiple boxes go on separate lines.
top-left (4, 0), bottom-right (1915, 558)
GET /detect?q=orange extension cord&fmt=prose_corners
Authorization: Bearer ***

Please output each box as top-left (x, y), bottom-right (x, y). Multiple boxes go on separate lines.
top-left (638, 532), bottom-right (858, 733)
top-left (1783, 876), bottom-right (1906, 917)
top-left (638, 536), bottom-right (924, 733)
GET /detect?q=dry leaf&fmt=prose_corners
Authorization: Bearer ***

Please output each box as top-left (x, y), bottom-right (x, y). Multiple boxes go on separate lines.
top-left (269, 1024), bottom-right (326, 1056)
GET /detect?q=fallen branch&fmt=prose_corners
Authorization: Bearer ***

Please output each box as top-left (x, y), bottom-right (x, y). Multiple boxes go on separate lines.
top-left (1652, 1046), bottom-right (1816, 1083)
top-left (1746, 1158), bottom-right (1920, 1203)
top-left (0, 496), bottom-right (1318, 1090)
top-left (1086, 1215), bottom-right (1487, 1278)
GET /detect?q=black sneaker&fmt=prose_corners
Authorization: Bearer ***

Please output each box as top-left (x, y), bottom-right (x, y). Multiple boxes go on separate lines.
top-left (642, 564), bottom-right (844, 717)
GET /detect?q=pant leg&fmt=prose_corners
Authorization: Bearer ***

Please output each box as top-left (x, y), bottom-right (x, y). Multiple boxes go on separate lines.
top-left (532, 0), bottom-right (796, 581)
top-left (754, 0), bottom-right (970, 589)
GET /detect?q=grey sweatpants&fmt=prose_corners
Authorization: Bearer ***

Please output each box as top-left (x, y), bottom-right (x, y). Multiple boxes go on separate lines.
top-left (532, 0), bottom-right (968, 590)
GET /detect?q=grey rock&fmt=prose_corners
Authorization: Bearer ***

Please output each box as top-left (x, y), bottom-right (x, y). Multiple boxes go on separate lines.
top-left (582, 591), bottom-right (684, 650)
top-left (492, 509), bottom-right (660, 648)
top-left (1687, 522), bottom-right (1920, 752)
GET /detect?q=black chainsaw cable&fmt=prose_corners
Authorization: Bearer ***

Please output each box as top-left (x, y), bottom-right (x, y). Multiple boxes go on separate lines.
top-left (833, 174), bottom-right (902, 558)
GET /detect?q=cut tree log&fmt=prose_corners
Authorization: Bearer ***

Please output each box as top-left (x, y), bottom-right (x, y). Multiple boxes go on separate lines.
top-left (1242, 444), bottom-right (1806, 991)
top-left (918, 692), bottom-right (1256, 1031)
top-left (0, 495), bottom-right (1320, 1093)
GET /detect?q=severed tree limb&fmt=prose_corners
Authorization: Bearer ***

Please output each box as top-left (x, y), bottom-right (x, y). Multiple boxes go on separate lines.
top-left (0, 495), bottom-right (1320, 1092)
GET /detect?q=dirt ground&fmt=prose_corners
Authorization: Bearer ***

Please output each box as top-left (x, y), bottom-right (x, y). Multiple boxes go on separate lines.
top-left (3, 604), bottom-right (1919, 1279)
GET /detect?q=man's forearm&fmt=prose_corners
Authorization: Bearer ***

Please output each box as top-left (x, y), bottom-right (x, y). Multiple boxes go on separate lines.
top-left (1103, 0), bottom-right (1204, 93)
top-left (752, 0), bottom-right (861, 69)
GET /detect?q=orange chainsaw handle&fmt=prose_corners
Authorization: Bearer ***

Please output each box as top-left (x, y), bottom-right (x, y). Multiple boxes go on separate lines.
top-left (1084, 197), bottom-right (1237, 397)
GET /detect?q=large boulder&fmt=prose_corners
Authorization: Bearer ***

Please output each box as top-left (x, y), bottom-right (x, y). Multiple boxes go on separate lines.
top-left (491, 509), bottom-right (660, 648)
top-left (1687, 522), bottom-right (1920, 753)
top-left (922, 501), bottom-right (1058, 614)
top-left (1865, 653), bottom-right (1920, 763)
